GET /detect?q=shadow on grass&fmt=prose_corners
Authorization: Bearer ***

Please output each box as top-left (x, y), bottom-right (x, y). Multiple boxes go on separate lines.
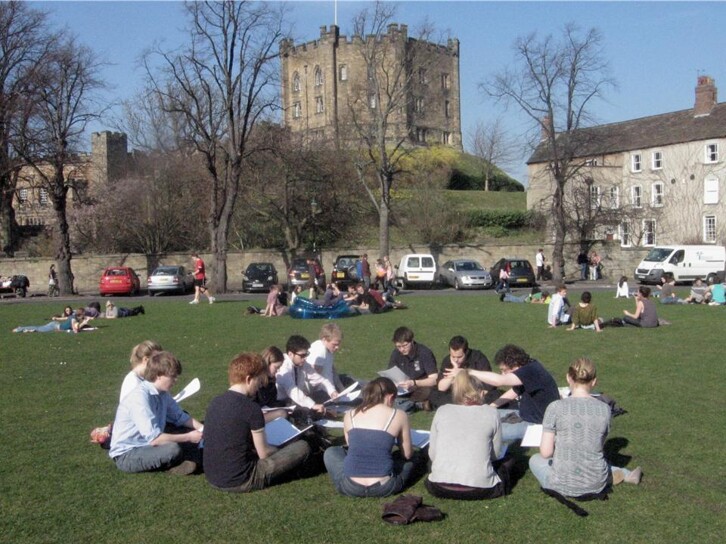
top-left (604, 436), bottom-right (632, 467)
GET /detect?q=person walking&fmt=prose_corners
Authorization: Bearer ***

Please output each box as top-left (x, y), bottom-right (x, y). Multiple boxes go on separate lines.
top-left (190, 252), bottom-right (215, 304)
top-left (48, 264), bottom-right (59, 297)
top-left (536, 249), bottom-right (546, 281)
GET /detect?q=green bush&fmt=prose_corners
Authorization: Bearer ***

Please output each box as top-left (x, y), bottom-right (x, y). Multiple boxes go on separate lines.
top-left (467, 209), bottom-right (535, 229)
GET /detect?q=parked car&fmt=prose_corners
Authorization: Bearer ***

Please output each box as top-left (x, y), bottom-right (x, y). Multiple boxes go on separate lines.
top-left (0, 274), bottom-right (30, 298)
top-left (147, 265), bottom-right (194, 296)
top-left (331, 254), bottom-right (361, 288)
top-left (287, 257), bottom-right (325, 290)
top-left (439, 259), bottom-right (493, 290)
top-left (99, 266), bottom-right (141, 296)
top-left (490, 258), bottom-right (536, 288)
top-left (242, 262), bottom-right (278, 292)
top-left (395, 254), bottom-right (437, 289)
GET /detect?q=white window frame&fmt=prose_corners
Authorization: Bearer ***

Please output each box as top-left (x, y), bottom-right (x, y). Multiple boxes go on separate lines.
top-left (631, 153), bottom-right (642, 173)
top-left (418, 68), bottom-right (427, 84)
top-left (292, 72), bottom-right (300, 92)
top-left (652, 150), bottom-right (663, 170)
top-left (445, 100), bottom-right (451, 118)
top-left (415, 97), bottom-right (425, 114)
top-left (18, 188), bottom-right (28, 204)
top-left (589, 185), bottom-right (601, 209)
top-left (292, 102), bottom-right (301, 119)
top-left (339, 64), bottom-right (347, 81)
top-left (39, 188), bottom-right (49, 206)
top-left (368, 94), bottom-right (377, 109)
top-left (314, 66), bottom-right (323, 87)
top-left (619, 221), bottom-right (631, 248)
top-left (315, 96), bottom-right (324, 114)
top-left (704, 175), bottom-right (719, 204)
top-left (705, 142), bottom-right (719, 163)
top-left (441, 73), bottom-right (450, 90)
top-left (631, 185), bottom-right (642, 208)
top-left (609, 186), bottom-right (620, 209)
top-left (643, 219), bottom-right (656, 247)
top-left (651, 182), bottom-right (664, 207)
top-left (442, 131), bottom-right (451, 145)
top-left (703, 215), bottom-right (717, 243)
top-left (416, 128), bottom-right (427, 143)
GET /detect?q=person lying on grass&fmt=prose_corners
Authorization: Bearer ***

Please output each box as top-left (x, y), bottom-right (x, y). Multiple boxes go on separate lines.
top-left (462, 344), bottom-right (560, 442)
top-left (203, 352), bottom-right (311, 493)
top-left (13, 307), bottom-right (91, 334)
top-left (529, 357), bottom-right (642, 499)
top-left (109, 351), bottom-right (203, 475)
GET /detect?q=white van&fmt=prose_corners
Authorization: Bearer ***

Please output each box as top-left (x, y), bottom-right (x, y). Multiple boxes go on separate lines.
top-left (634, 245), bottom-right (726, 284)
top-left (395, 254), bottom-right (437, 289)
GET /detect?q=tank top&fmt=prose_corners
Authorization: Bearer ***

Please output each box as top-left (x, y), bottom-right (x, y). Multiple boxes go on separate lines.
top-left (640, 299), bottom-right (659, 328)
top-left (343, 409), bottom-right (397, 478)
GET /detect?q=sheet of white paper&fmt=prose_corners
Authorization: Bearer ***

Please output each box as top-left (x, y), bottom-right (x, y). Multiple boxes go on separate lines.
top-left (410, 429), bottom-right (430, 449)
top-left (520, 424), bottom-right (544, 448)
top-left (173, 377), bottom-right (200, 403)
top-left (261, 406), bottom-right (295, 413)
top-left (558, 386), bottom-right (571, 398)
top-left (324, 382), bottom-right (360, 405)
top-left (265, 417), bottom-right (312, 447)
top-left (377, 366), bottom-right (410, 384)
top-left (314, 419), bottom-right (345, 429)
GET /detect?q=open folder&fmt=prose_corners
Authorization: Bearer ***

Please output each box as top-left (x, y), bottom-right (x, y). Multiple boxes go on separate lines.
top-left (377, 366), bottom-right (412, 396)
top-left (265, 417), bottom-right (313, 447)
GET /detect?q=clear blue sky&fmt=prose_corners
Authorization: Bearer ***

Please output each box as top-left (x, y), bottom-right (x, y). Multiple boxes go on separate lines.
top-left (35, 0), bottom-right (726, 183)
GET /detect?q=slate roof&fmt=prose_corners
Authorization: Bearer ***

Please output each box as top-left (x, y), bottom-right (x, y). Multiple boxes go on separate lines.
top-left (527, 102), bottom-right (726, 164)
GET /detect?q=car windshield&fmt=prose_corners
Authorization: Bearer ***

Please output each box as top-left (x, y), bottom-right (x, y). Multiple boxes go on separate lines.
top-left (106, 269), bottom-right (128, 277)
top-left (336, 257), bottom-right (358, 269)
top-left (509, 261), bottom-right (532, 271)
top-left (456, 261), bottom-right (483, 272)
top-left (153, 267), bottom-right (178, 276)
top-left (249, 264), bottom-right (272, 273)
top-left (643, 248), bottom-right (674, 262)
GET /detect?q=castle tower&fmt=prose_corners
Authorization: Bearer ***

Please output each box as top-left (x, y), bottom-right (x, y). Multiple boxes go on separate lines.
top-left (91, 131), bottom-right (128, 185)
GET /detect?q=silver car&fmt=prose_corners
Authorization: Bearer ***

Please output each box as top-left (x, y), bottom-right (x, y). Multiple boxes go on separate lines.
top-left (439, 259), bottom-right (493, 289)
top-left (147, 265), bottom-right (194, 296)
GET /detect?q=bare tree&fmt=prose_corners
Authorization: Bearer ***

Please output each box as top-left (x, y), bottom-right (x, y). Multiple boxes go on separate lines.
top-left (346, 1), bottom-right (444, 257)
top-left (484, 24), bottom-right (615, 281)
top-left (467, 118), bottom-right (518, 191)
top-left (0, 1), bottom-right (54, 255)
top-left (143, 0), bottom-right (287, 292)
top-left (16, 36), bottom-right (105, 294)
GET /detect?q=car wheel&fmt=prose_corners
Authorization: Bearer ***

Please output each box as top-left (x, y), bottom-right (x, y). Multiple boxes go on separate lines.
top-left (454, 279), bottom-right (461, 290)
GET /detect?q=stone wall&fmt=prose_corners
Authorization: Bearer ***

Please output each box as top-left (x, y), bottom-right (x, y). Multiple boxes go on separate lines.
top-left (0, 242), bottom-right (650, 295)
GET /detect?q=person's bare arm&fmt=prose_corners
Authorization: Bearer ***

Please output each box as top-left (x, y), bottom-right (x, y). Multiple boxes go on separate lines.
top-left (468, 369), bottom-right (522, 388)
top-left (539, 430), bottom-right (555, 459)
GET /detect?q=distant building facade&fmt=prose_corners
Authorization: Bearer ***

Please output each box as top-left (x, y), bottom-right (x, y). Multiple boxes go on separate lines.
top-left (527, 76), bottom-right (726, 247)
top-left (280, 24), bottom-right (462, 150)
top-left (13, 131), bottom-right (129, 229)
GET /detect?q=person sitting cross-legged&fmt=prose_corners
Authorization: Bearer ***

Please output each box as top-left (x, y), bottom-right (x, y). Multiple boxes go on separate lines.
top-left (203, 352), bottom-right (311, 493)
top-left (568, 291), bottom-right (603, 332)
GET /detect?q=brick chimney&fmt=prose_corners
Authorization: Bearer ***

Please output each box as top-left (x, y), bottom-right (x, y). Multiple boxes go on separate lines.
top-left (694, 75), bottom-right (717, 117)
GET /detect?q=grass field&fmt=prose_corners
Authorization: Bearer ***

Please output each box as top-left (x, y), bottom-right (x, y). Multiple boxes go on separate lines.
top-left (1, 292), bottom-right (723, 543)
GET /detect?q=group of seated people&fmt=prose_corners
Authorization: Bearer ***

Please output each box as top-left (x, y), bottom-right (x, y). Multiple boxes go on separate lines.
top-left (12, 301), bottom-right (145, 333)
top-left (658, 274), bottom-right (726, 305)
top-left (107, 324), bottom-right (642, 505)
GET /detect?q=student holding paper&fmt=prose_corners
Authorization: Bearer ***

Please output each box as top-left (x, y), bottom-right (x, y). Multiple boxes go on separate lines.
top-left (276, 335), bottom-right (338, 412)
top-left (387, 326), bottom-right (438, 410)
top-left (426, 370), bottom-right (513, 500)
top-left (307, 323), bottom-right (346, 391)
top-left (323, 377), bottom-right (419, 498)
top-left (255, 346), bottom-right (290, 423)
top-left (529, 358), bottom-right (641, 498)
top-left (203, 352), bottom-right (311, 492)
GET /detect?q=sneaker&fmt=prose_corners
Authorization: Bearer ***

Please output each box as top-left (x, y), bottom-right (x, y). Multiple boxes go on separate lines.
top-left (189, 300), bottom-right (199, 305)
top-left (612, 469), bottom-right (625, 485)
top-left (167, 460), bottom-right (197, 476)
top-left (208, 297), bottom-right (216, 304)
top-left (624, 466), bottom-right (642, 485)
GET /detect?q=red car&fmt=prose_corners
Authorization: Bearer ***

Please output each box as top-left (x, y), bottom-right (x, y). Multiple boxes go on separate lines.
top-left (99, 266), bottom-right (141, 296)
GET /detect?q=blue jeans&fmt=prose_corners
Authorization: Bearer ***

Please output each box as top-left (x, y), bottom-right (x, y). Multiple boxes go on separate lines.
top-left (498, 409), bottom-right (529, 442)
top-left (114, 443), bottom-right (185, 473)
top-left (503, 293), bottom-right (528, 303)
top-left (324, 446), bottom-right (415, 498)
top-left (14, 321), bottom-right (61, 333)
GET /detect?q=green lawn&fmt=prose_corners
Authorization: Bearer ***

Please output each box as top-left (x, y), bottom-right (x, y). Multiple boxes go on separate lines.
top-left (1, 293), bottom-right (723, 543)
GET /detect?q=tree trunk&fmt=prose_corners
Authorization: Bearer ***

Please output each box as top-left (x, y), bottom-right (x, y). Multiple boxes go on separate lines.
top-left (210, 214), bottom-right (230, 294)
top-left (53, 195), bottom-right (74, 295)
top-left (0, 195), bottom-right (18, 256)
top-left (551, 180), bottom-right (567, 282)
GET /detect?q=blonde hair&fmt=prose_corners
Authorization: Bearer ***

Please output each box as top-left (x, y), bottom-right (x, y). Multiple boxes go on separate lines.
top-left (451, 369), bottom-right (485, 406)
top-left (567, 357), bottom-right (597, 384)
top-left (320, 322), bottom-right (342, 342)
top-left (130, 340), bottom-right (162, 369)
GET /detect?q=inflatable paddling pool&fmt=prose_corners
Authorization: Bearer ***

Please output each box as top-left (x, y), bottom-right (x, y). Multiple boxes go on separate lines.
top-left (289, 297), bottom-right (358, 319)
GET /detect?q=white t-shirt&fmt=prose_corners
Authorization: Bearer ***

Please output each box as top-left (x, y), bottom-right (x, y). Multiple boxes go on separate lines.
top-left (119, 371), bottom-right (143, 402)
top-left (307, 340), bottom-right (335, 385)
top-left (536, 252), bottom-right (544, 267)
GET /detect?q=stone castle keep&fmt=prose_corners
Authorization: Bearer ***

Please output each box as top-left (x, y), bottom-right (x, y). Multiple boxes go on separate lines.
top-left (280, 24), bottom-right (462, 150)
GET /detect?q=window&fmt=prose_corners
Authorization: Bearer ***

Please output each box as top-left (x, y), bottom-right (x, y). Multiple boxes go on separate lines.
top-left (315, 96), bottom-right (324, 114)
top-left (442, 131), bottom-right (451, 145)
top-left (619, 221), bottom-right (631, 247)
top-left (368, 94), bottom-right (377, 109)
top-left (609, 186), bottom-right (620, 209)
top-left (418, 68), bottom-right (427, 84)
top-left (652, 151), bottom-right (663, 170)
top-left (631, 153), bottom-right (642, 173)
top-left (704, 215), bottom-right (717, 243)
top-left (292, 72), bottom-right (300, 92)
top-left (651, 182), bottom-right (664, 207)
top-left (39, 188), bottom-right (49, 206)
top-left (704, 175), bottom-right (719, 204)
top-left (445, 100), bottom-right (451, 118)
top-left (706, 142), bottom-right (719, 163)
top-left (18, 188), bottom-right (28, 204)
top-left (631, 185), bottom-right (642, 208)
top-left (415, 97), bottom-right (425, 114)
top-left (416, 128), bottom-right (427, 143)
top-left (292, 102), bottom-right (301, 119)
top-left (339, 64), bottom-right (347, 81)
top-left (314, 66), bottom-right (323, 87)
top-left (643, 219), bottom-right (656, 246)
top-left (589, 185), bottom-right (601, 209)
top-left (441, 73), bottom-right (450, 89)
